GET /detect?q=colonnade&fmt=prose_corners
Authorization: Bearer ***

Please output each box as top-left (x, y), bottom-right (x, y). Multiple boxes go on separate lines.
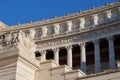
top-left (39, 36), bottom-right (116, 73)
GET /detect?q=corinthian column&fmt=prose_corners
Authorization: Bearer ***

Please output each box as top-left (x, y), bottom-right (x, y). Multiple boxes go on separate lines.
top-left (93, 39), bottom-right (101, 73)
top-left (107, 36), bottom-right (116, 69)
top-left (53, 48), bottom-right (59, 64)
top-left (79, 42), bottom-right (86, 73)
top-left (66, 45), bottom-right (73, 68)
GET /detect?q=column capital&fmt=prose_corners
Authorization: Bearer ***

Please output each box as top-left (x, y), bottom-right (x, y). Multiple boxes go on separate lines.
top-left (78, 42), bottom-right (86, 47)
top-left (92, 39), bottom-right (100, 44)
top-left (107, 36), bottom-right (114, 41)
top-left (65, 45), bottom-right (72, 50)
top-left (39, 50), bottom-right (46, 54)
top-left (52, 48), bottom-right (59, 52)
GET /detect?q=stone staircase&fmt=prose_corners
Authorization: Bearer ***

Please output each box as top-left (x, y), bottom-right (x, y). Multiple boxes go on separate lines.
top-left (36, 60), bottom-right (85, 80)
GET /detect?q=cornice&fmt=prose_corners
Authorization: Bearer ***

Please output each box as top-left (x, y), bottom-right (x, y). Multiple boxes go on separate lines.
top-left (35, 18), bottom-right (120, 44)
top-left (0, 2), bottom-right (119, 33)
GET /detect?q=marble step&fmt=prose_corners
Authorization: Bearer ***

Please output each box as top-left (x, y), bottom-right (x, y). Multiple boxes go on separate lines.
top-left (64, 69), bottom-right (86, 80)
top-left (51, 65), bottom-right (72, 75)
top-left (40, 60), bottom-right (59, 70)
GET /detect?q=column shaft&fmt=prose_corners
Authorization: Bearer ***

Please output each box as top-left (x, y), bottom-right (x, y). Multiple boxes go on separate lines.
top-left (53, 48), bottom-right (59, 64)
top-left (79, 42), bottom-right (86, 73)
top-left (66, 45), bottom-right (72, 68)
top-left (107, 36), bottom-right (116, 69)
top-left (93, 40), bottom-right (101, 73)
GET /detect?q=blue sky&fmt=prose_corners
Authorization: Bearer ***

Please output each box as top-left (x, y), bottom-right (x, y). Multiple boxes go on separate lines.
top-left (0, 0), bottom-right (117, 26)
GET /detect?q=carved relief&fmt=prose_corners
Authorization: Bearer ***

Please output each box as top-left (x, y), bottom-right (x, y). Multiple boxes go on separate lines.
top-left (37, 24), bottom-right (120, 50)
top-left (0, 32), bottom-right (19, 49)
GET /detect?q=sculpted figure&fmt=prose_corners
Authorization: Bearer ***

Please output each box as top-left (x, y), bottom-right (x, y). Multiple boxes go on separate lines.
top-left (106, 10), bottom-right (112, 19)
top-left (0, 34), bottom-right (8, 46)
top-left (54, 23), bottom-right (60, 34)
top-left (41, 26), bottom-right (47, 37)
top-left (30, 29), bottom-right (36, 39)
top-left (11, 33), bottom-right (19, 46)
top-left (93, 14), bottom-right (98, 25)
top-left (67, 20), bottom-right (72, 32)
top-left (79, 17), bottom-right (85, 29)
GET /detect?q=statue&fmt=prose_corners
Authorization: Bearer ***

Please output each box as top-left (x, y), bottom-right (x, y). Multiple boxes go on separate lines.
top-left (54, 23), bottom-right (60, 34)
top-left (79, 17), bottom-right (85, 29)
top-left (30, 29), bottom-right (36, 39)
top-left (67, 20), bottom-right (72, 32)
top-left (41, 26), bottom-right (47, 38)
top-left (93, 14), bottom-right (98, 25)
top-left (106, 10), bottom-right (112, 19)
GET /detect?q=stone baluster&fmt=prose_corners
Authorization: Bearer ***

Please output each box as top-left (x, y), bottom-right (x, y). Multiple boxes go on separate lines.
top-left (41, 26), bottom-right (47, 38)
top-left (93, 39), bottom-right (101, 73)
top-left (79, 17), bottom-right (85, 30)
top-left (79, 42), bottom-right (86, 73)
top-left (54, 23), bottom-right (60, 35)
top-left (53, 48), bottom-right (59, 64)
top-left (107, 36), bottom-right (116, 69)
top-left (105, 10), bottom-right (112, 19)
top-left (66, 20), bottom-right (73, 32)
top-left (92, 14), bottom-right (99, 26)
top-left (66, 45), bottom-right (73, 68)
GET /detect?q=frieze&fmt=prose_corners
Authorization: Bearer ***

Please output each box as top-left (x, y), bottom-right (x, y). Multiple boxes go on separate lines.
top-left (0, 32), bottom-right (19, 49)
top-left (36, 23), bottom-right (120, 50)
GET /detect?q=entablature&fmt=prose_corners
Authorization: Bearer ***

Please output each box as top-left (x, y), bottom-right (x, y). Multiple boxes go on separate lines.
top-left (35, 19), bottom-right (120, 51)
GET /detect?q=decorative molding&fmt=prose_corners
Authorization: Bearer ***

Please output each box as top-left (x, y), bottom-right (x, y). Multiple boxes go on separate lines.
top-left (0, 2), bottom-right (119, 33)
top-left (36, 20), bottom-right (120, 50)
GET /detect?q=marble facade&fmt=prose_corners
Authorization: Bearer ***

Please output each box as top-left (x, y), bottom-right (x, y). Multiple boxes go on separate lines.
top-left (0, 1), bottom-right (120, 80)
